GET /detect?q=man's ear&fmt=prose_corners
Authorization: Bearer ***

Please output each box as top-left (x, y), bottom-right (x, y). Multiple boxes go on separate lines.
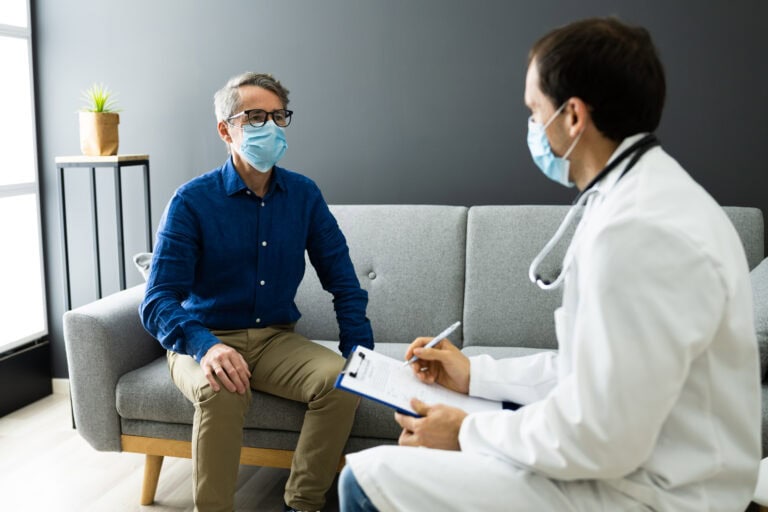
top-left (217, 121), bottom-right (233, 144)
top-left (564, 97), bottom-right (590, 138)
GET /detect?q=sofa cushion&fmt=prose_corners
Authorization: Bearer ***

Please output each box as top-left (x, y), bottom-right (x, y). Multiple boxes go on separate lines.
top-left (115, 341), bottom-right (409, 441)
top-left (463, 206), bottom-right (571, 349)
top-left (295, 205), bottom-right (468, 346)
top-left (752, 257), bottom-right (768, 379)
top-left (116, 357), bottom-right (193, 423)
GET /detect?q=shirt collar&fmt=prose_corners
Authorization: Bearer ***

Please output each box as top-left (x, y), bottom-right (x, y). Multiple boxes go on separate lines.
top-left (221, 156), bottom-right (288, 197)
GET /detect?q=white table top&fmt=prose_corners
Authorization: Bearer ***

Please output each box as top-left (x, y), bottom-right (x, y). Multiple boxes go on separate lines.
top-left (55, 154), bottom-right (149, 164)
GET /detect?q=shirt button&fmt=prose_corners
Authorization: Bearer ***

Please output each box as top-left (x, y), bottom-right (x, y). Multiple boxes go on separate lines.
top-left (260, 280), bottom-right (266, 286)
top-left (261, 201), bottom-right (265, 207)
top-left (246, 190), bottom-right (251, 195)
top-left (256, 318), bottom-right (261, 323)
top-left (368, 271), bottom-right (377, 280)
top-left (262, 241), bottom-right (268, 247)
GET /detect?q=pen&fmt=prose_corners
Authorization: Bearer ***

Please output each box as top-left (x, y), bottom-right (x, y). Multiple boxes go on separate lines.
top-left (402, 321), bottom-right (461, 367)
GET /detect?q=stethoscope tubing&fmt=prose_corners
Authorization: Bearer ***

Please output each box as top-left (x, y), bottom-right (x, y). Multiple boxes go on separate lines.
top-left (530, 134), bottom-right (660, 290)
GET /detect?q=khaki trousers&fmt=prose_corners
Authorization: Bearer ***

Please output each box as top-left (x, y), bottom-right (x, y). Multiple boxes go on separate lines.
top-left (168, 324), bottom-right (358, 512)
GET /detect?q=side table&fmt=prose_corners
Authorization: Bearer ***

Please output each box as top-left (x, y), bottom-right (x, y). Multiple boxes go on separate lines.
top-left (56, 154), bottom-right (152, 311)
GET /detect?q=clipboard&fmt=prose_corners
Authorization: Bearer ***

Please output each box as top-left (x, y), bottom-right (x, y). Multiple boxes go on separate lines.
top-left (335, 346), bottom-right (503, 417)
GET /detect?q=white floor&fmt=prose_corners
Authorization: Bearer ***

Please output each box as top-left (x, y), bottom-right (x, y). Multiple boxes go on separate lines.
top-left (3, 389), bottom-right (767, 511)
top-left (0, 391), bottom-right (340, 511)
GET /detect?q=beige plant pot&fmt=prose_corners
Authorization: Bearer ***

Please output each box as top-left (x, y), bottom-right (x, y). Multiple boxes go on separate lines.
top-left (79, 111), bottom-right (120, 156)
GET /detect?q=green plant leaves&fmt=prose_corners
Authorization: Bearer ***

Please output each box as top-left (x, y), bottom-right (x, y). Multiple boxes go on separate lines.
top-left (80, 83), bottom-right (120, 113)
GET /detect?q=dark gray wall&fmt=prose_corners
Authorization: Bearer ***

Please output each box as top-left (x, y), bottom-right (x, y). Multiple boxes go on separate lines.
top-left (35, 0), bottom-right (768, 377)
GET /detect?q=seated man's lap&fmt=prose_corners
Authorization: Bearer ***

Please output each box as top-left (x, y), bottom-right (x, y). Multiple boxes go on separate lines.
top-left (167, 326), bottom-right (344, 407)
top-left (246, 327), bottom-right (345, 404)
top-left (167, 349), bottom-right (252, 407)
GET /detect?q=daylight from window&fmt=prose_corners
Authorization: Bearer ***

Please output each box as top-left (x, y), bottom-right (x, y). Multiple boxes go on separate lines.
top-left (0, 0), bottom-right (46, 352)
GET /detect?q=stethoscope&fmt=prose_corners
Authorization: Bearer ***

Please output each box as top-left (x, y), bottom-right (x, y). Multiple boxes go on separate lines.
top-left (529, 134), bottom-right (660, 290)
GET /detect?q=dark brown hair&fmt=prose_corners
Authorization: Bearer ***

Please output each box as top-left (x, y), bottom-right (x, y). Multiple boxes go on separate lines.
top-left (530, 17), bottom-right (665, 141)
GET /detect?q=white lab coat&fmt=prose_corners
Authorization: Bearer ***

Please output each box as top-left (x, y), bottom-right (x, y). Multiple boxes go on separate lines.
top-left (346, 134), bottom-right (761, 512)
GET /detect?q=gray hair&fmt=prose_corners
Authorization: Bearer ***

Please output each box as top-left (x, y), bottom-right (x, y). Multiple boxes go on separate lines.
top-left (213, 72), bottom-right (290, 123)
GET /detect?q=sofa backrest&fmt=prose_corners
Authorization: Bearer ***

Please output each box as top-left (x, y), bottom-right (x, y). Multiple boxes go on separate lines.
top-left (294, 205), bottom-right (468, 346)
top-left (295, 204), bottom-right (763, 351)
top-left (462, 205), bottom-right (764, 350)
top-left (462, 206), bottom-right (574, 350)
top-left (724, 206), bottom-right (765, 270)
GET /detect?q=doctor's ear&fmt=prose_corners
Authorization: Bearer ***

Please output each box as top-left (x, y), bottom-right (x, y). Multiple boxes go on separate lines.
top-left (564, 98), bottom-right (590, 137)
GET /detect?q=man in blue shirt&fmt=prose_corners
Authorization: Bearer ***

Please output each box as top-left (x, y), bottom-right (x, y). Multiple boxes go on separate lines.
top-left (140, 72), bottom-right (374, 512)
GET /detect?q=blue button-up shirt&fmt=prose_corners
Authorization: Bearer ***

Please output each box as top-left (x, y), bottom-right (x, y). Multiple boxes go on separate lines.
top-left (140, 158), bottom-right (373, 361)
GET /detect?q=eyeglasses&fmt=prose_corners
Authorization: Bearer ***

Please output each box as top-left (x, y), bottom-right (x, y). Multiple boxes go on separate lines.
top-left (227, 109), bottom-right (293, 128)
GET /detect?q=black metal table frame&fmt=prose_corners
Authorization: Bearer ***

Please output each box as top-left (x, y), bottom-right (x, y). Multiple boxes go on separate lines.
top-left (57, 158), bottom-right (152, 311)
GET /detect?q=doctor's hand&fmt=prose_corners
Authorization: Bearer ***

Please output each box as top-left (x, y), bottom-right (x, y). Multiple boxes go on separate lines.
top-left (405, 337), bottom-right (470, 394)
top-left (395, 399), bottom-right (467, 451)
top-left (200, 343), bottom-right (251, 394)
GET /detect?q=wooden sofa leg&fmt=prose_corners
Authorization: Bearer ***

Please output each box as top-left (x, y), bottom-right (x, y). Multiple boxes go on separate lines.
top-left (140, 454), bottom-right (164, 505)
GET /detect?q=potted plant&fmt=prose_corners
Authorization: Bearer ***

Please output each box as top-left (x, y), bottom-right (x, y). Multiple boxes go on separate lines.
top-left (79, 83), bottom-right (120, 156)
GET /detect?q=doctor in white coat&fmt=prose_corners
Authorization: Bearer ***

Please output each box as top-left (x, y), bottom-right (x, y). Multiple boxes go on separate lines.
top-left (339, 17), bottom-right (761, 512)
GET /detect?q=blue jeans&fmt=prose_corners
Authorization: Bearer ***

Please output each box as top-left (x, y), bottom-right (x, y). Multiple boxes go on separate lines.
top-left (338, 465), bottom-right (379, 512)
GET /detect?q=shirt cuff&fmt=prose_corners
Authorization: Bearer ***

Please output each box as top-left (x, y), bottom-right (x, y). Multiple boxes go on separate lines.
top-left (183, 325), bottom-right (219, 362)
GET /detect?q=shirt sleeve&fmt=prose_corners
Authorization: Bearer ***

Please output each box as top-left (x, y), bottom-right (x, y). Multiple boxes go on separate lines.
top-left (305, 191), bottom-right (374, 357)
top-left (458, 219), bottom-right (726, 479)
top-left (139, 193), bottom-right (219, 362)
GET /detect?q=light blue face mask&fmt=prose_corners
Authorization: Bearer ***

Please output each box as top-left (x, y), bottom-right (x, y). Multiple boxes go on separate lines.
top-left (526, 102), bottom-right (583, 188)
top-left (236, 121), bottom-right (288, 173)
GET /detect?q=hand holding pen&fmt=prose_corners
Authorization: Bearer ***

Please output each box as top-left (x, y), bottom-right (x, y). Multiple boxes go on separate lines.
top-left (403, 321), bottom-right (470, 394)
top-left (403, 321), bottom-right (461, 366)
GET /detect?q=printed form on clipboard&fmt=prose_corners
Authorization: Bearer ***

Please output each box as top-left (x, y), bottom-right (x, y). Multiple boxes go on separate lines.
top-left (335, 346), bottom-right (503, 417)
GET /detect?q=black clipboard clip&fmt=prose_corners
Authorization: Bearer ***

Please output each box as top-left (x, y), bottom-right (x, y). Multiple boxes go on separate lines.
top-left (341, 349), bottom-right (366, 378)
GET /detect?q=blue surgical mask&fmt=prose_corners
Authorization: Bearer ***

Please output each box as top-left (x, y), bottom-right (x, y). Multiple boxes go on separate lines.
top-left (235, 121), bottom-right (288, 173)
top-left (527, 102), bottom-right (582, 188)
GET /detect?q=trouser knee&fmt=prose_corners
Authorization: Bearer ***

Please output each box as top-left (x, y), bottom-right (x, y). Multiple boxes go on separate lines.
top-left (196, 385), bottom-right (251, 418)
top-left (308, 361), bottom-right (354, 404)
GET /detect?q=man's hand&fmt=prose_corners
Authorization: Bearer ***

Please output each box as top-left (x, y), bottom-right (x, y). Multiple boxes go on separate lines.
top-left (405, 337), bottom-right (470, 394)
top-left (395, 399), bottom-right (467, 450)
top-left (200, 343), bottom-right (251, 394)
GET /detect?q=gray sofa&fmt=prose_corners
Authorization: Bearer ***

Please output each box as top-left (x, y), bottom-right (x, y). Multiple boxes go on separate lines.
top-left (63, 205), bottom-right (768, 506)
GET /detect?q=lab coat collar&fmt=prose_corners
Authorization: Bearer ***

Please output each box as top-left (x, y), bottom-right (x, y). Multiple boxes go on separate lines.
top-left (592, 133), bottom-right (650, 196)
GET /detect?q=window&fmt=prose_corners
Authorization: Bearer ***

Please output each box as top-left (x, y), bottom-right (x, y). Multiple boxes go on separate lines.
top-left (0, 0), bottom-right (46, 352)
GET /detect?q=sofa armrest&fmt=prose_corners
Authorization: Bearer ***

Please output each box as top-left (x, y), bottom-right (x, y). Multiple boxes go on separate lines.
top-left (63, 284), bottom-right (162, 452)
